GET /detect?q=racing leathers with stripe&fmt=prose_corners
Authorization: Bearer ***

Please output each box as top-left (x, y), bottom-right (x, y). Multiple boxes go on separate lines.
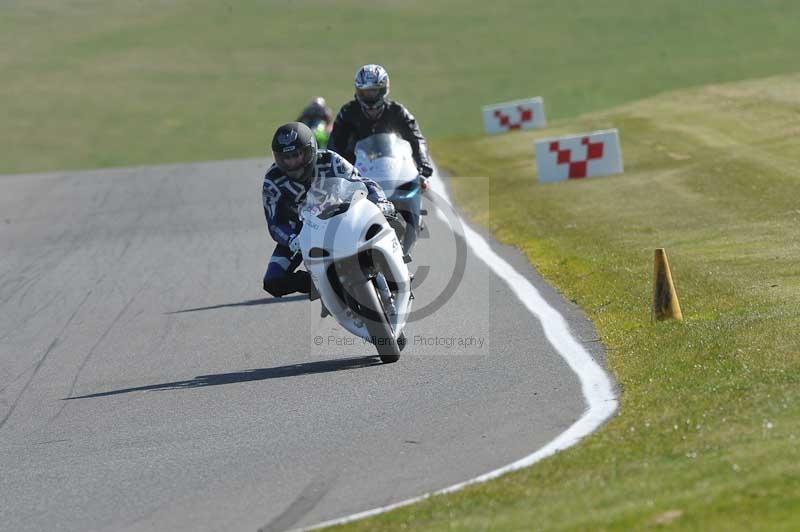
top-left (261, 149), bottom-right (387, 297)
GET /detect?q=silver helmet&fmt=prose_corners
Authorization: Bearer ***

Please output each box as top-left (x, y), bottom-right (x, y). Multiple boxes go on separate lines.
top-left (354, 64), bottom-right (390, 119)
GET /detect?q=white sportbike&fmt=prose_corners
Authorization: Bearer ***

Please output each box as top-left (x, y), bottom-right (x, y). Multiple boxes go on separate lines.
top-left (299, 176), bottom-right (412, 363)
top-left (354, 133), bottom-right (425, 256)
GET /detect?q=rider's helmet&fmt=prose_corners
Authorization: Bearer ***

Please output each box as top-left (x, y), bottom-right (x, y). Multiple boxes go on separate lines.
top-left (271, 122), bottom-right (318, 185)
top-left (354, 64), bottom-right (390, 120)
top-left (301, 97), bottom-right (329, 123)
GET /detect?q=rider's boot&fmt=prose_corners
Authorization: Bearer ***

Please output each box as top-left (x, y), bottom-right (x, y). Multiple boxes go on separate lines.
top-left (309, 279), bottom-right (330, 317)
top-left (264, 270), bottom-right (311, 297)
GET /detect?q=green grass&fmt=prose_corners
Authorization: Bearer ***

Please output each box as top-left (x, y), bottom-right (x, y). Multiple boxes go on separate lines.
top-left (336, 74), bottom-right (800, 530)
top-left (4, 0), bottom-right (800, 173)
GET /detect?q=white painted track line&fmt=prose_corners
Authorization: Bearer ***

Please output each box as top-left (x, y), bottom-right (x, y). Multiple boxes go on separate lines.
top-left (301, 169), bottom-right (618, 531)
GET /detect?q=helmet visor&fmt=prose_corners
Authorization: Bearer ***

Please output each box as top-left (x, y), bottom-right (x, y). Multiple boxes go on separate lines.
top-left (356, 88), bottom-right (383, 106)
top-left (273, 149), bottom-right (307, 172)
top-left (272, 146), bottom-right (314, 174)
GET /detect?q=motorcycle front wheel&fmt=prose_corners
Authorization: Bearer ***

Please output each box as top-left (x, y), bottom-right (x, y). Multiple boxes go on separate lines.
top-left (348, 277), bottom-right (401, 363)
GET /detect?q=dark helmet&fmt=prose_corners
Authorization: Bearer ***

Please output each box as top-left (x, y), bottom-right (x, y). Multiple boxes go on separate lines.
top-left (307, 96), bottom-right (327, 113)
top-left (271, 122), bottom-right (317, 184)
top-left (300, 97), bottom-right (328, 121)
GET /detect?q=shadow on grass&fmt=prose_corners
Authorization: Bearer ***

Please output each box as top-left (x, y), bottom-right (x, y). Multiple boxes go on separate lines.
top-left (167, 294), bottom-right (307, 314)
top-left (65, 356), bottom-right (381, 400)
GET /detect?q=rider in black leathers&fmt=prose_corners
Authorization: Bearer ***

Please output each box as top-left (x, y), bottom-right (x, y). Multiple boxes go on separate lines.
top-left (328, 64), bottom-right (434, 182)
top-left (297, 96), bottom-right (334, 127)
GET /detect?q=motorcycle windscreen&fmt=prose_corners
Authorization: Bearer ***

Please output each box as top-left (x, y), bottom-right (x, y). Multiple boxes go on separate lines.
top-left (301, 176), bottom-right (368, 220)
top-left (355, 134), bottom-right (417, 196)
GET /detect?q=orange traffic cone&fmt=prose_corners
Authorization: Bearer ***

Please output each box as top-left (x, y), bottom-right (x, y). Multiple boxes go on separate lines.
top-left (652, 248), bottom-right (683, 321)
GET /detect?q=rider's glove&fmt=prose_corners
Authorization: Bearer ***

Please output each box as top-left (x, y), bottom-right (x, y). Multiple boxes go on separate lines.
top-left (288, 234), bottom-right (301, 255)
top-left (378, 200), bottom-right (396, 219)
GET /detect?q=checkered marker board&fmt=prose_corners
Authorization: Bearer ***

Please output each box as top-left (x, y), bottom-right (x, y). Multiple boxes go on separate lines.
top-left (482, 97), bottom-right (546, 135)
top-left (535, 129), bottom-right (623, 183)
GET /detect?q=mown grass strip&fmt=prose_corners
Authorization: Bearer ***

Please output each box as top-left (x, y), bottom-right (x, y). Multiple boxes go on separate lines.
top-left (335, 74), bottom-right (800, 531)
top-left (4, 1), bottom-right (800, 173)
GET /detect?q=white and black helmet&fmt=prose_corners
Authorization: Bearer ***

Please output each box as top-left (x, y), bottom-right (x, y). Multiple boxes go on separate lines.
top-left (354, 64), bottom-right (390, 118)
top-left (271, 122), bottom-right (317, 184)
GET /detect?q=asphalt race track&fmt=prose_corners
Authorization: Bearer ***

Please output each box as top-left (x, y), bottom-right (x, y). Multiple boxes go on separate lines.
top-left (0, 159), bottom-right (607, 531)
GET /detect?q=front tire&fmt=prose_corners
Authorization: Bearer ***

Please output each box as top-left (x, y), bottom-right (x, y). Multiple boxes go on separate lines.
top-left (350, 279), bottom-right (401, 363)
